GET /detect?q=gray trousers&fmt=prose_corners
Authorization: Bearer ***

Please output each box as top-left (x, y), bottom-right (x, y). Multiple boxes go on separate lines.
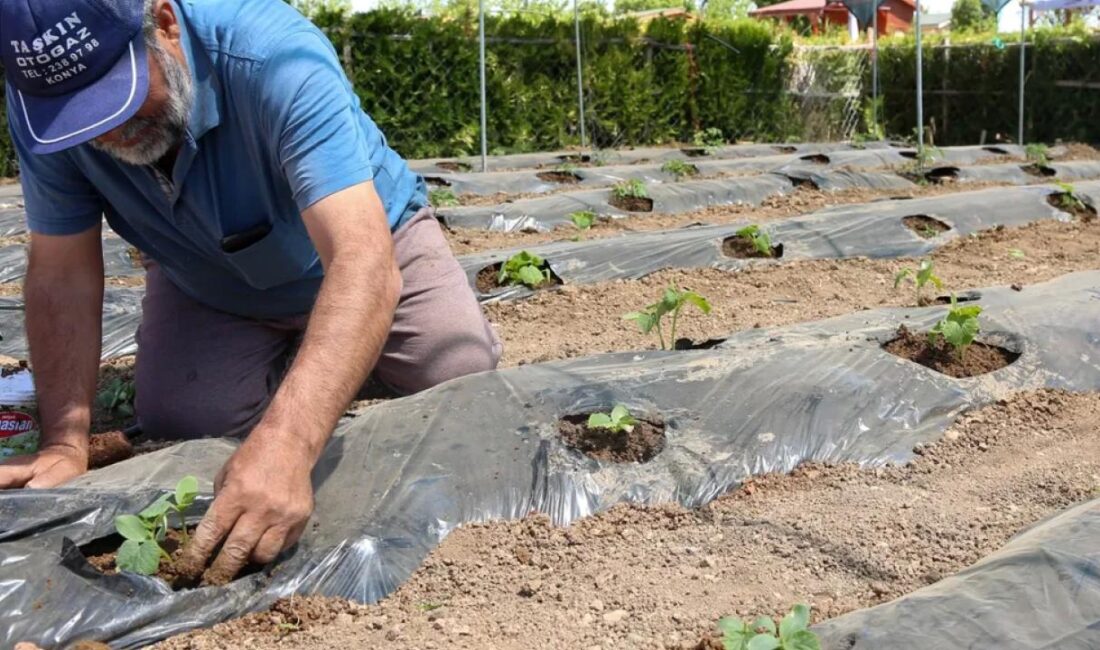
top-left (133, 208), bottom-right (501, 439)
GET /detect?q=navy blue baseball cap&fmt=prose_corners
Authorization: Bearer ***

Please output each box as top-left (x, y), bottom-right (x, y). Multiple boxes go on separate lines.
top-left (2, 0), bottom-right (150, 154)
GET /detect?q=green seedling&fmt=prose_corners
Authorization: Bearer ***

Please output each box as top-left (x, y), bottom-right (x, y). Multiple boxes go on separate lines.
top-left (719, 604), bottom-right (820, 650)
top-left (894, 258), bottom-right (943, 306)
top-left (114, 475), bottom-right (199, 576)
top-left (569, 210), bottom-right (597, 231)
top-left (623, 285), bottom-right (711, 350)
top-left (693, 127), bottom-right (725, 154)
top-left (429, 188), bottom-right (460, 208)
top-left (498, 251), bottom-right (552, 289)
top-left (928, 294), bottom-right (983, 361)
top-left (1025, 143), bottom-right (1050, 167)
top-left (661, 159), bottom-right (698, 180)
top-left (1008, 248), bottom-right (1026, 259)
top-left (97, 378), bottom-right (136, 417)
top-left (587, 405), bottom-right (637, 434)
top-left (555, 161), bottom-right (579, 174)
top-left (1055, 182), bottom-right (1089, 213)
top-left (736, 225), bottom-right (775, 257)
top-left (612, 178), bottom-right (649, 200)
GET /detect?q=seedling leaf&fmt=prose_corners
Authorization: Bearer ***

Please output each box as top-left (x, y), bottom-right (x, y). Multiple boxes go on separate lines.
top-left (784, 630), bottom-right (822, 650)
top-left (498, 251), bottom-right (551, 289)
top-left (779, 604), bottom-right (811, 641)
top-left (115, 514), bottom-right (150, 542)
top-left (138, 495), bottom-right (172, 520)
top-left (587, 413), bottom-right (614, 429)
top-left (117, 539), bottom-right (161, 576)
top-left (746, 635), bottom-right (781, 650)
top-left (587, 404), bottom-right (637, 434)
top-left (623, 311), bottom-right (658, 334)
top-left (569, 211), bottom-right (596, 230)
top-left (752, 616), bottom-right (777, 635)
top-left (175, 475), bottom-right (199, 509)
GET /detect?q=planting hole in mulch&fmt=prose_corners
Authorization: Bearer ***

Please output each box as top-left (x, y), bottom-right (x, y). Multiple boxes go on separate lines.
top-left (773, 145), bottom-right (798, 154)
top-left (558, 412), bottom-right (666, 463)
top-left (609, 195), bottom-right (654, 212)
top-left (557, 154), bottom-right (591, 165)
top-left (983, 146), bottom-right (1011, 155)
top-left (903, 215), bottom-right (951, 238)
top-left (721, 236), bottom-right (784, 259)
top-left (1021, 164), bottom-right (1056, 178)
top-left (786, 175), bottom-right (820, 190)
top-left (933, 291), bottom-right (981, 304)
top-left (882, 325), bottom-right (1020, 378)
top-left (899, 150), bottom-right (919, 159)
top-left (680, 148), bottom-right (710, 158)
top-left (925, 166), bottom-right (960, 183)
top-left (436, 162), bottom-right (471, 173)
top-left (799, 153), bottom-right (830, 164)
top-left (673, 336), bottom-right (727, 350)
top-left (475, 262), bottom-right (563, 295)
top-left (535, 171), bottom-right (582, 184)
top-left (424, 176), bottom-right (452, 187)
top-left (1047, 192), bottom-right (1097, 221)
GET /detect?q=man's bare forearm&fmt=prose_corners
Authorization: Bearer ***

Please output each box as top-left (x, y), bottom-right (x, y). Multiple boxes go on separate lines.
top-left (25, 234), bottom-right (104, 456)
top-left (256, 249), bottom-right (401, 462)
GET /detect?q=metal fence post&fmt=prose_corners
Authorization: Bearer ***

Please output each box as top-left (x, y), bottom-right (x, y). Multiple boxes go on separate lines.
top-left (478, 0), bottom-right (488, 172)
top-left (872, 6), bottom-right (879, 133)
top-left (574, 0), bottom-right (588, 151)
top-left (1018, 3), bottom-right (1026, 145)
top-left (915, 0), bottom-right (924, 150)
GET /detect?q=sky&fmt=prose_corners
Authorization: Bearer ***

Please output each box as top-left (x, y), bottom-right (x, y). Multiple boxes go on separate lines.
top-left (348, 0), bottom-right (1036, 32)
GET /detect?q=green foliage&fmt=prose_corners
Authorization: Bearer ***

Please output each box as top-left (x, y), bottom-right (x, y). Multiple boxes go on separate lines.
top-left (736, 225), bottom-right (774, 257)
top-left (1025, 143), bottom-right (1050, 167)
top-left (429, 188), bottom-right (460, 208)
top-left (623, 285), bottom-right (712, 349)
top-left (661, 159), bottom-right (699, 180)
top-left (1054, 181), bottom-right (1090, 213)
top-left (498, 251), bottom-right (553, 288)
top-left (569, 210), bottom-right (598, 230)
top-left (614, 0), bottom-right (696, 13)
top-left (719, 604), bottom-right (820, 650)
top-left (587, 405), bottom-right (637, 433)
top-left (950, 0), bottom-right (996, 33)
top-left (96, 378), bottom-right (136, 418)
top-left (612, 178), bottom-right (649, 200)
top-left (286, 0), bottom-right (350, 19)
top-left (693, 127), bottom-right (726, 154)
top-left (894, 258), bottom-right (943, 306)
top-left (114, 476), bottom-right (199, 576)
top-left (928, 294), bottom-right (983, 360)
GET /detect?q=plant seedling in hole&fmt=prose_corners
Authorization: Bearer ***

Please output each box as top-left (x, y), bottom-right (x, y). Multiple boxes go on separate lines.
top-left (719, 603), bottom-right (820, 650)
top-left (1025, 143), bottom-right (1050, 167)
top-left (114, 475), bottom-right (199, 576)
top-left (1008, 248), bottom-right (1026, 259)
top-left (736, 225), bottom-right (775, 257)
top-left (894, 258), bottom-right (943, 306)
top-left (693, 127), bottom-right (725, 154)
top-left (587, 405), bottom-right (637, 434)
top-left (612, 178), bottom-right (649, 201)
top-left (498, 251), bottom-right (552, 289)
top-left (569, 210), bottom-right (597, 231)
top-left (661, 159), bottom-right (697, 180)
top-left (623, 286), bottom-right (711, 350)
top-left (1055, 182), bottom-right (1089, 213)
top-left (97, 378), bottom-right (136, 417)
top-left (429, 188), bottom-right (459, 208)
top-left (928, 294), bottom-right (983, 361)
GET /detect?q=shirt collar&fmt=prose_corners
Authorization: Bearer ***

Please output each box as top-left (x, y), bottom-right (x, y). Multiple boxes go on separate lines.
top-left (175, 1), bottom-right (221, 141)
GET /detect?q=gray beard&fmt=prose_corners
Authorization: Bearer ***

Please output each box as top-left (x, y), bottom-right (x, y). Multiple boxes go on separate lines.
top-left (90, 42), bottom-right (194, 166)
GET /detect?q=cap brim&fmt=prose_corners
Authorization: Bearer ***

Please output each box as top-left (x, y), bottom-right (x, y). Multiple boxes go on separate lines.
top-left (12, 33), bottom-right (150, 155)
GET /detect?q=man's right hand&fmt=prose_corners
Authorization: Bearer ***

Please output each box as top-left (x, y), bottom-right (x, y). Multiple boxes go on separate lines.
top-left (0, 444), bottom-right (87, 489)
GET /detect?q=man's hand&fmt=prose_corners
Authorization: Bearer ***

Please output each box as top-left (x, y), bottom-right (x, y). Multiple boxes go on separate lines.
top-left (0, 443), bottom-right (87, 489)
top-left (177, 427), bottom-right (314, 584)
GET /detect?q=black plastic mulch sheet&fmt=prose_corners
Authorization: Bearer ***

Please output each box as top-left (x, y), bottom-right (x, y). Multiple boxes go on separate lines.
top-left (463, 183), bottom-right (1074, 303)
top-left (924, 160), bottom-right (1100, 186)
top-left (0, 237), bottom-right (142, 283)
top-left (815, 496), bottom-right (1100, 649)
top-left (407, 142), bottom-right (850, 175)
top-left (0, 287), bottom-right (142, 360)
top-left (3, 270), bottom-right (1100, 648)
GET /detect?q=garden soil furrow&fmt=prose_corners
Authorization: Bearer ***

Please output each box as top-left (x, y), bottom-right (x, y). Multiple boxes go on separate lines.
top-left (484, 218), bottom-right (1100, 367)
top-left (152, 388), bottom-right (1100, 650)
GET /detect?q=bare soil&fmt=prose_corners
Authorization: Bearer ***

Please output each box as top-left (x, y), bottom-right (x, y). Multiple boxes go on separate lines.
top-left (535, 171), bottom-right (581, 184)
top-left (558, 414), bottom-right (666, 463)
top-left (610, 195), bottom-right (654, 213)
top-left (88, 431), bottom-right (134, 469)
top-left (485, 219), bottom-right (1100, 366)
top-left (883, 325), bottom-right (1020, 378)
top-left (154, 389), bottom-right (1100, 650)
top-left (902, 215), bottom-right (951, 238)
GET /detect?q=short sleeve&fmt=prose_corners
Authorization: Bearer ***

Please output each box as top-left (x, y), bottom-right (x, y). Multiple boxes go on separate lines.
top-left (6, 99), bottom-right (103, 236)
top-left (253, 32), bottom-right (375, 213)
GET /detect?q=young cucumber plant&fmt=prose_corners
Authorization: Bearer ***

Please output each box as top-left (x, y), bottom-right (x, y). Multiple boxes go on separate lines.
top-left (587, 405), bottom-right (637, 434)
top-left (661, 159), bottom-right (697, 180)
top-left (1025, 143), bottom-right (1050, 167)
top-left (97, 378), bottom-right (136, 417)
top-left (569, 210), bottom-right (597, 231)
top-left (498, 251), bottom-right (552, 289)
top-left (612, 178), bottom-right (649, 200)
top-left (114, 475), bottom-right (199, 575)
top-left (1055, 182), bottom-right (1089, 213)
top-left (719, 604), bottom-right (820, 650)
top-left (736, 225), bottom-right (775, 257)
top-left (624, 286), bottom-right (711, 350)
top-left (928, 294), bottom-right (983, 361)
top-left (693, 127), bottom-right (725, 155)
top-left (429, 188), bottom-right (460, 208)
top-left (893, 258), bottom-right (943, 306)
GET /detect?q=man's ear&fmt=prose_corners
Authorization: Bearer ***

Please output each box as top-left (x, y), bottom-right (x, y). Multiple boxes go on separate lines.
top-left (153, 0), bottom-right (182, 45)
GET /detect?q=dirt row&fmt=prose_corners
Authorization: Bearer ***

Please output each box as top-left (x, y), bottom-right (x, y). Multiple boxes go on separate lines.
top-left (156, 388), bottom-right (1100, 650)
top-left (485, 218), bottom-right (1100, 366)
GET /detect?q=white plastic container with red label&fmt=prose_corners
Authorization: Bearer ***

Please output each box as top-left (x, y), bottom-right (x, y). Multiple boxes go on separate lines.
top-left (0, 366), bottom-right (38, 458)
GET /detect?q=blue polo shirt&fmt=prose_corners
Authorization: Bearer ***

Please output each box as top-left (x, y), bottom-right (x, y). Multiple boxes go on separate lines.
top-left (7, 0), bottom-right (427, 319)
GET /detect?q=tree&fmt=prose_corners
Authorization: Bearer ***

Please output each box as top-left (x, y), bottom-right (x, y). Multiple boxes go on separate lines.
top-left (950, 0), bottom-right (996, 32)
top-left (288, 0), bottom-right (352, 19)
top-left (702, 0), bottom-right (754, 20)
top-left (614, 0), bottom-right (696, 14)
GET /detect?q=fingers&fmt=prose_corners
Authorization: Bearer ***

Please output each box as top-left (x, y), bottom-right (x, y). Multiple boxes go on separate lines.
top-left (25, 455), bottom-right (82, 489)
top-left (0, 457), bottom-right (35, 489)
top-left (252, 525), bottom-right (291, 564)
top-left (206, 516), bottom-right (266, 583)
top-left (178, 497), bottom-right (241, 580)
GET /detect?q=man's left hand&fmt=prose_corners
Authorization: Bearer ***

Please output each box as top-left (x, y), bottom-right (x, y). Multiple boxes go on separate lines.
top-left (178, 427), bottom-right (315, 584)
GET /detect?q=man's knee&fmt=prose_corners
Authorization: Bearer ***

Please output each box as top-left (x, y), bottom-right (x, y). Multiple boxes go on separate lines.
top-left (135, 372), bottom-right (266, 440)
top-left (379, 323), bottom-right (502, 394)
